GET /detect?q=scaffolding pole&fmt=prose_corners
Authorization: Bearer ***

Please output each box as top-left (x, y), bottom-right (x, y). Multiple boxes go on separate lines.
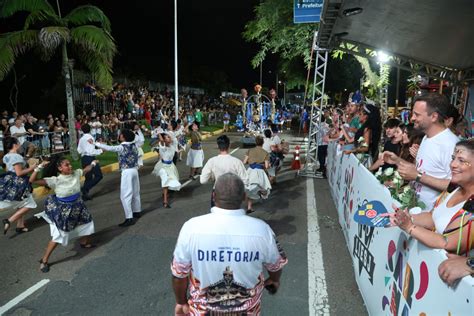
top-left (299, 49), bottom-right (328, 178)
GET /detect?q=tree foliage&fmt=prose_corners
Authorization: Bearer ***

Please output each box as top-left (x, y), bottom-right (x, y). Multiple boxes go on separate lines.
top-left (244, 0), bottom-right (389, 98)
top-left (243, 0), bottom-right (315, 89)
top-left (0, 0), bottom-right (116, 90)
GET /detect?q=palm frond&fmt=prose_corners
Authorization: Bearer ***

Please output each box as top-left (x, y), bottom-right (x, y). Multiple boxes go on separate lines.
top-left (79, 49), bottom-right (113, 90)
top-left (0, 30), bottom-right (38, 80)
top-left (70, 25), bottom-right (116, 63)
top-left (38, 26), bottom-right (69, 52)
top-left (64, 5), bottom-right (111, 33)
top-left (0, 0), bottom-right (54, 18)
top-left (24, 9), bottom-right (62, 30)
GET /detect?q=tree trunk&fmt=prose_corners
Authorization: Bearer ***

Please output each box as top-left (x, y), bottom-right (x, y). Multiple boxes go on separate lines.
top-left (62, 43), bottom-right (78, 160)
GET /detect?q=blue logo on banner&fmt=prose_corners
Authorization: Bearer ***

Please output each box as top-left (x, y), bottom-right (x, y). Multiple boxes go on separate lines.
top-left (294, 0), bottom-right (324, 24)
top-left (353, 200), bottom-right (391, 227)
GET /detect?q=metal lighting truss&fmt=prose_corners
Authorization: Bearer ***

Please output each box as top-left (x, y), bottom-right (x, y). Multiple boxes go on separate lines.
top-left (299, 49), bottom-right (328, 178)
top-left (333, 39), bottom-right (468, 86)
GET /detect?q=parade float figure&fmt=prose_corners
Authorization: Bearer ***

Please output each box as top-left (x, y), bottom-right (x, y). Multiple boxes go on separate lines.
top-left (235, 112), bottom-right (244, 132)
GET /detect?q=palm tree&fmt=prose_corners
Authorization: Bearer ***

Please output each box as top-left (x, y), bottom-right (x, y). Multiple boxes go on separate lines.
top-left (0, 0), bottom-right (116, 159)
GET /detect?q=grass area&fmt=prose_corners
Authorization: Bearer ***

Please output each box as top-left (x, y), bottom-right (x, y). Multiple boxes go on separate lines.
top-left (201, 124), bottom-right (224, 133)
top-left (2, 125), bottom-right (225, 172)
top-left (66, 124), bottom-right (224, 168)
top-left (67, 139), bottom-right (154, 169)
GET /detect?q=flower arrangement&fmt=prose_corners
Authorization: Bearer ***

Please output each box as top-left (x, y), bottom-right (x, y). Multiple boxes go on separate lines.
top-left (375, 167), bottom-right (426, 210)
top-left (355, 136), bottom-right (369, 161)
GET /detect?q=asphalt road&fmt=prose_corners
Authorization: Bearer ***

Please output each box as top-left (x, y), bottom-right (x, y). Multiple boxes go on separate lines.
top-left (0, 131), bottom-right (366, 315)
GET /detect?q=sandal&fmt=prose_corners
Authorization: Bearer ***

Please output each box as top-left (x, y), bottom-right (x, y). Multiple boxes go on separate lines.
top-left (3, 219), bottom-right (10, 235)
top-left (163, 202), bottom-right (171, 209)
top-left (39, 259), bottom-right (50, 273)
top-left (15, 227), bottom-right (30, 234)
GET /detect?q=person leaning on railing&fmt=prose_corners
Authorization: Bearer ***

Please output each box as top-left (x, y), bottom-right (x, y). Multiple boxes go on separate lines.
top-left (386, 139), bottom-right (474, 259)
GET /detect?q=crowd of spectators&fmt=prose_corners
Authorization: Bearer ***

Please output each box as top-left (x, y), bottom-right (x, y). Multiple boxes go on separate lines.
top-left (315, 92), bottom-right (474, 286)
top-left (0, 84), bottom-right (241, 162)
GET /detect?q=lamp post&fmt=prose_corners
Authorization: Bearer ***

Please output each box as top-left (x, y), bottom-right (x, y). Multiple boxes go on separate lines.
top-left (174, 0), bottom-right (179, 119)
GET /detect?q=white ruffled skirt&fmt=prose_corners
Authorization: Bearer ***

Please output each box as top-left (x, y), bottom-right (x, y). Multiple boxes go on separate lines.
top-left (246, 168), bottom-right (272, 200)
top-left (35, 211), bottom-right (95, 246)
top-left (186, 149), bottom-right (204, 168)
top-left (152, 161), bottom-right (181, 190)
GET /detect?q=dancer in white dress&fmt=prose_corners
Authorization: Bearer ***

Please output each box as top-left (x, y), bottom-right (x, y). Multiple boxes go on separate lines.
top-left (186, 122), bottom-right (204, 179)
top-left (152, 132), bottom-right (181, 208)
top-left (243, 136), bottom-right (272, 213)
top-left (1, 137), bottom-right (38, 235)
top-left (30, 155), bottom-right (97, 272)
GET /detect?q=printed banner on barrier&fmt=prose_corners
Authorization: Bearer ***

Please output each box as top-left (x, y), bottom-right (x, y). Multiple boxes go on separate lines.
top-left (327, 142), bottom-right (474, 315)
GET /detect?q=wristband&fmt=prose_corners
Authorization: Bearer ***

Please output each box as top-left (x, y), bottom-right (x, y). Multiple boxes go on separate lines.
top-left (415, 172), bottom-right (422, 183)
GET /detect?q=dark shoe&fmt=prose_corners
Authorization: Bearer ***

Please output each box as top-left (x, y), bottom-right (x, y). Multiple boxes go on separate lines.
top-left (3, 219), bottom-right (10, 235)
top-left (82, 193), bottom-right (92, 201)
top-left (80, 243), bottom-right (96, 249)
top-left (15, 227), bottom-right (29, 234)
top-left (133, 212), bottom-right (142, 219)
top-left (246, 209), bottom-right (254, 214)
top-left (163, 203), bottom-right (171, 209)
top-left (118, 219), bottom-right (135, 227)
top-left (39, 259), bottom-right (50, 273)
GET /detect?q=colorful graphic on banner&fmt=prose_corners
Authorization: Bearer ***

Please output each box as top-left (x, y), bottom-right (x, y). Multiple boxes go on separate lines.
top-left (353, 200), bottom-right (391, 227)
top-left (326, 142), bottom-right (474, 315)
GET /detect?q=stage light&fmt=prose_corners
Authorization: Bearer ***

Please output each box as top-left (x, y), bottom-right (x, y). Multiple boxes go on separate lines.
top-left (343, 7), bottom-right (363, 17)
top-left (376, 51), bottom-right (391, 63)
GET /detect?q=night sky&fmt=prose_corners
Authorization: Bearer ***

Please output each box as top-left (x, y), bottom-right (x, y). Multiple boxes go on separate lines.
top-left (1, 0), bottom-right (284, 113)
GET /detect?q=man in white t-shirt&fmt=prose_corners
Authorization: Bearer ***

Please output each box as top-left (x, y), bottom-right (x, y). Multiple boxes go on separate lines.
top-left (200, 135), bottom-right (248, 186)
top-left (384, 93), bottom-right (459, 210)
top-left (171, 173), bottom-right (287, 315)
top-left (9, 118), bottom-right (36, 157)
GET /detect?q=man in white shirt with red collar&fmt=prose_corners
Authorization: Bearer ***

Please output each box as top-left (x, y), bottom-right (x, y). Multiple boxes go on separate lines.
top-left (171, 173), bottom-right (287, 315)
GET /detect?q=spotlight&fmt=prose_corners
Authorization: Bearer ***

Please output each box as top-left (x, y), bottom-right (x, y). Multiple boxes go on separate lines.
top-left (376, 51), bottom-right (391, 63)
top-left (343, 7), bottom-right (363, 16)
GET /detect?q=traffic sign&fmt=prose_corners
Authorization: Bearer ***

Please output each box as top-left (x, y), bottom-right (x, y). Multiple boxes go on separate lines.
top-left (294, 0), bottom-right (324, 24)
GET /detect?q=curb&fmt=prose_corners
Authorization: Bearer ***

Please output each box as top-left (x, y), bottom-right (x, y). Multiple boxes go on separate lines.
top-left (32, 128), bottom-right (228, 199)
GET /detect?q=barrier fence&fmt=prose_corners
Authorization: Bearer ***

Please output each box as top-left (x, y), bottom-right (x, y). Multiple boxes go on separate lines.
top-left (326, 141), bottom-right (474, 315)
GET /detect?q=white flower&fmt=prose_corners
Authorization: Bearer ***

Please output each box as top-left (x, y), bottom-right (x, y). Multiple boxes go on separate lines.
top-left (394, 171), bottom-right (402, 179)
top-left (403, 186), bottom-right (411, 193)
top-left (384, 167), bottom-right (394, 176)
top-left (357, 136), bottom-right (365, 143)
top-left (393, 177), bottom-right (400, 184)
top-left (375, 168), bottom-right (382, 177)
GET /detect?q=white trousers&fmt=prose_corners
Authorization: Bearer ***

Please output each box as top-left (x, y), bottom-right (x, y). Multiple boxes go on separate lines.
top-left (120, 168), bottom-right (141, 219)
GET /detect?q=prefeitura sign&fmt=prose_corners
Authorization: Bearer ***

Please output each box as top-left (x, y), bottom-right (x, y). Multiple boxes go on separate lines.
top-left (293, 0), bottom-right (324, 23)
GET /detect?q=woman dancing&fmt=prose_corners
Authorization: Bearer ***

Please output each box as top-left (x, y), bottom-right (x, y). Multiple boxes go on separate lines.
top-left (152, 132), bottom-right (181, 208)
top-left (186, 122), bottom-right (204, 179)
top-left (30, 155), bottom-right (98, 273)
top-left (243, 136), bottom-right (271, 213)
top-left (1, 137), bottom-right (38, 235)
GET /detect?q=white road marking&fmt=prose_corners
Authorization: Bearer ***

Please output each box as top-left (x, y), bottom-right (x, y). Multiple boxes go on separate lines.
top-left (307, 178), bottom-right (330, 315)
top-left (0, 279), bottom-right (50, 315)
top-left (230, 147), bottom-right (240, 155)
top-left (180, 178), bottom-right (194, 189)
